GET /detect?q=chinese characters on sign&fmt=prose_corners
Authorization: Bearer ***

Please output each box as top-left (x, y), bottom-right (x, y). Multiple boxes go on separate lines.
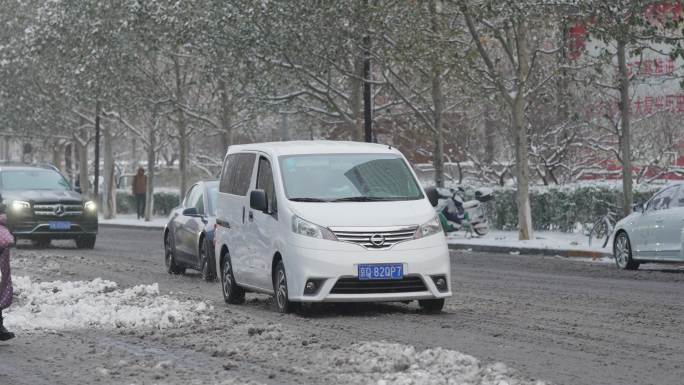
top-left (621, 57), bottom-right (676, 77)
top-left (587, 93), bottom-right (684, 118)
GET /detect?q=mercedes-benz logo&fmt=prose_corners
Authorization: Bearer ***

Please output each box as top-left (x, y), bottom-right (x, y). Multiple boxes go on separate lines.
top-left (369, 233), bottom-right (385, 247)
top-left (54, 204), bottom-right (65, 216)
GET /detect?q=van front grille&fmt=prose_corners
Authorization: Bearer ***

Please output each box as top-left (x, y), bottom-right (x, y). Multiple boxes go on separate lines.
top-left (329, 226), bottom-right (417, 249)
top-left (330, 276), bottom-right (428, 294)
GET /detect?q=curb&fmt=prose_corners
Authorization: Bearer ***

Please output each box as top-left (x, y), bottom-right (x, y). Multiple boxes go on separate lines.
top-left (448, 243), bottom-right (611, 259)
top-left (99, 223), bottom-right (165, 231)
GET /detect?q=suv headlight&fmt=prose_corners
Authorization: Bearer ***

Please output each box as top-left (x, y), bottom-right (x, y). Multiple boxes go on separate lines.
top-left (84, 201), bottom-right (97, 212)
top-left (414, 215), bottom-right (442, 239)
top-left (11, 200), bottom-right (30, 212)
top-left (292, 216), bottom-right (337, 240)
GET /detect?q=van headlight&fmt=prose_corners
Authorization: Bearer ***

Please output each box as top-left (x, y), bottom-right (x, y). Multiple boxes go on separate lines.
top-left (11, 200), bottom-right (30, 212)
top-left (84, 201), bottom-right (97, 212)
top-left (414, 216), bottom-right (442, 239)
top-left (292, 216), bottom-right (337, 240)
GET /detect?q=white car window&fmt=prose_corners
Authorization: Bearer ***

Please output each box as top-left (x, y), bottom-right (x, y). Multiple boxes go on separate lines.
top-left (674, 185), bottom-right (684, 208)
top-left (647, 186), bottom-right (677, 211)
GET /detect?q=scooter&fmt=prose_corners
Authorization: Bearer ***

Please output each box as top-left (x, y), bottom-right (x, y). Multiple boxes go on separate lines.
top-left (435, 186), bottom-right (493, 237)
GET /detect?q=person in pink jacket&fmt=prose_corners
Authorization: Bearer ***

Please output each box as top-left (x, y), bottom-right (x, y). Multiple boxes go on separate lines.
top-left (0, 197), bottom-right (15, 341)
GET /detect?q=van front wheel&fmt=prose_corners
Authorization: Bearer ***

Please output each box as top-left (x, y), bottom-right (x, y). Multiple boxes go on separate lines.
top-left (418, 298), bottom-right (445, 314)
top-left (274, 261), bottom-right (299, 314)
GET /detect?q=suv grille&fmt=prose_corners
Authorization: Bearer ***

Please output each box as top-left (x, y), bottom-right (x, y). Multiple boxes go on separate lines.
top-left (329, 226), bottom-right (418, 249)
top-left (33, 203), bottom-right (83, 217)
top-left (330, 276), bottom-right (428, 294)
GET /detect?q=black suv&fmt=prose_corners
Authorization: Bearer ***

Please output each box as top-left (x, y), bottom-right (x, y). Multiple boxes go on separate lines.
top-left (0, 164), bottom-right (98, 248)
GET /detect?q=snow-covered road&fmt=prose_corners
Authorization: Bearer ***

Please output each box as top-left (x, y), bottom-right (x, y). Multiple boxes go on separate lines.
top-left (1, 227), bottom-right (683, 385)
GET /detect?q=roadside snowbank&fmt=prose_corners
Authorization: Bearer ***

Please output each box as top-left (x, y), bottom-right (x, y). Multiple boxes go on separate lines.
top-left (4, 276), bottom-right (212, 330)
top-left (448, 230), bottom-right (610, 255)
top-left (329, 341), bottom-right (546, 385)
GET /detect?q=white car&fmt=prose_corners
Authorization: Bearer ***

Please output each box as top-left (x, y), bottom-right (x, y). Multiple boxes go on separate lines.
top-left (613, 182), bottom-right (684, 269)
top-left (214, 141), bottom-right (451, 313)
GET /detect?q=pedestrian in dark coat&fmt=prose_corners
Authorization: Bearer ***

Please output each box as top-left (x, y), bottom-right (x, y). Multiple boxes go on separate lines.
top-left (0, 198), bottom-right (15, 341)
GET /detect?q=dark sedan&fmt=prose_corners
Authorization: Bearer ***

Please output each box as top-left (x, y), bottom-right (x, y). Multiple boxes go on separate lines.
top-left (163, 180), bottom-right (218, 280)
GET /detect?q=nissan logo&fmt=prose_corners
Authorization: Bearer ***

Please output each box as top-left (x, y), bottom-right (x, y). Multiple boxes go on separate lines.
top-left (54, 204), bottom-right (65, 216)
top-left (369, 233), bottom-right (385, 247)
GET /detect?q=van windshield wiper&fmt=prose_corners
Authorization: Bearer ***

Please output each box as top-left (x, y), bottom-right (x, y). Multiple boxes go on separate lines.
top-left (330, 196), bottom-right (398, 202)
top-left (289, 197), bottom-right (329, 202)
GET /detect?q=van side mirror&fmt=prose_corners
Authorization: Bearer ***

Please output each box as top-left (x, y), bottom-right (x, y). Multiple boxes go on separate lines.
top-left (182, 207), bottom-right (200, 217)
top-left (74, 187), bottom-right (82, 194)
top-left (425, 187), bottom-right (439, 207)
top-left (250, 189), bottom-right (268, 213)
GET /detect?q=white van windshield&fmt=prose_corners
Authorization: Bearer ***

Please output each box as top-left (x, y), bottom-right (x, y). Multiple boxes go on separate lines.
top-left (279, 154), bottom-right (424, 202)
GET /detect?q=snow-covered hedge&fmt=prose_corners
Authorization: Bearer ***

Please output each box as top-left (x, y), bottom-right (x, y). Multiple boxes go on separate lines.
top-left (486, 184), bottom-right (661, 232)
top-left (116, 191), bottom-right (181, 216)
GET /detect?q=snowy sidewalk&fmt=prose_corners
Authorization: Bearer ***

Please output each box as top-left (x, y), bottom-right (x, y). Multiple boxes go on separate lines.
top-left (98, 214), bottom-right (167, 230)
top-left (447, 230), bottom-right (612, 258)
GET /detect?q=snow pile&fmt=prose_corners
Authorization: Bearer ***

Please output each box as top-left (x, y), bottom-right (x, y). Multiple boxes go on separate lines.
top-left (330, 341), bottom-right (546, 385)
top-left (448, 230), bottom-right (612, 254)
top-left (4, 276), bottom-right (213, 330)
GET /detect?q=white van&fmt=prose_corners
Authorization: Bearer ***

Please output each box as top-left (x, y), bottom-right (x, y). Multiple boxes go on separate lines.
top-left (214, 141), bottom-right (451, 313)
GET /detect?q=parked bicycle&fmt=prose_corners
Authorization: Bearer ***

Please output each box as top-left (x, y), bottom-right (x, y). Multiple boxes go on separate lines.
top-left (588, 207), bottom-right (618, 248)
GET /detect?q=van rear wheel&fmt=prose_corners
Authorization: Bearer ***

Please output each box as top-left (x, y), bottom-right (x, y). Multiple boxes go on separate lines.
top-left (221, 253), bottom-right (245, 304)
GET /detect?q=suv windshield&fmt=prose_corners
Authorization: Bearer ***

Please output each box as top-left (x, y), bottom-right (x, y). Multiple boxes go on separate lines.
top-left (1, 169), bottom-right (71, 191)
top-left (279, 154), bottom-right (423, 202)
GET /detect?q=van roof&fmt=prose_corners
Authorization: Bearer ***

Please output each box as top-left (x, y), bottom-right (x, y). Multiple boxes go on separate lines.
top-left (226, 140), bottom-right (402, 157)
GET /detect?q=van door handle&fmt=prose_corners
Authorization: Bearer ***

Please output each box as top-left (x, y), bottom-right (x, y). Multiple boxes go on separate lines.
top-left (248, 211), bottom-right (254, 222)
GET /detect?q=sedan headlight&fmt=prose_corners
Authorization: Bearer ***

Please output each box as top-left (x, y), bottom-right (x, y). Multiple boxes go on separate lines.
top-left (11, 200), bottom-right (30, 212)
top-left (292, 216), bottom-right (337, 240)
top-left (84, 201), bottom-right (97, 212)
top-left (414, 215), bottom-right (442, 239)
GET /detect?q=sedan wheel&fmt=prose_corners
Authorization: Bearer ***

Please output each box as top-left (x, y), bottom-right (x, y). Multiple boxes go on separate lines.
top-left (164, 234), bottom-right (185, 275)
top-left (199, 239), bottom-right (215, 281)
top-left (614, 232), bottom-right (639, 270)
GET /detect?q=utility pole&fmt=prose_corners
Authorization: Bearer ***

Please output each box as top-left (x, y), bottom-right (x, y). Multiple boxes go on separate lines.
top-left (363, 0), bottom-right (373, 143)
top-left (94, 100), bottom-right (101, 199)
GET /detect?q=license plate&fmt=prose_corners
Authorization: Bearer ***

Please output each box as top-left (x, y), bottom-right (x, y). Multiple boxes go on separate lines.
top-left (358, 264), bottom-right (403, 280)
top-left (48, 221), bottom-right (71, 231)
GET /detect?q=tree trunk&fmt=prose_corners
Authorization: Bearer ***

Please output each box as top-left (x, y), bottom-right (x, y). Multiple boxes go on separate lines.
top-left (279, 112), bottom-right (290, 141)
top-left (484, 103), bottom-right (496, 164)
top-left (617, 40), bottom-right (633, 217)
top-left (513, 95), bottom-right (533, 240)
top-left (76, 131), bottom-right (89, 198)
top-left (350, 55), bottom-right (363, 141)
top-left (429, 0), bottom-right (444, 188)
top-left (174, 57), bottom-right (189, 200)
top-left (1, 137), bottom-right (7, 161)
top-left (131, 137), bottom-right (138, 170)
top-left (432, 70), bottom-right (444, 188)
top-left (514, 20), bottom-right (533, 241)
top-left (103, 127), bottom-right (116, 219)
top-left (145, 105), bottom-right (158, 222)
top-left (218, 78), bottom-right (234, 151)
top-left (51, 140), bottom-right (63, 173)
